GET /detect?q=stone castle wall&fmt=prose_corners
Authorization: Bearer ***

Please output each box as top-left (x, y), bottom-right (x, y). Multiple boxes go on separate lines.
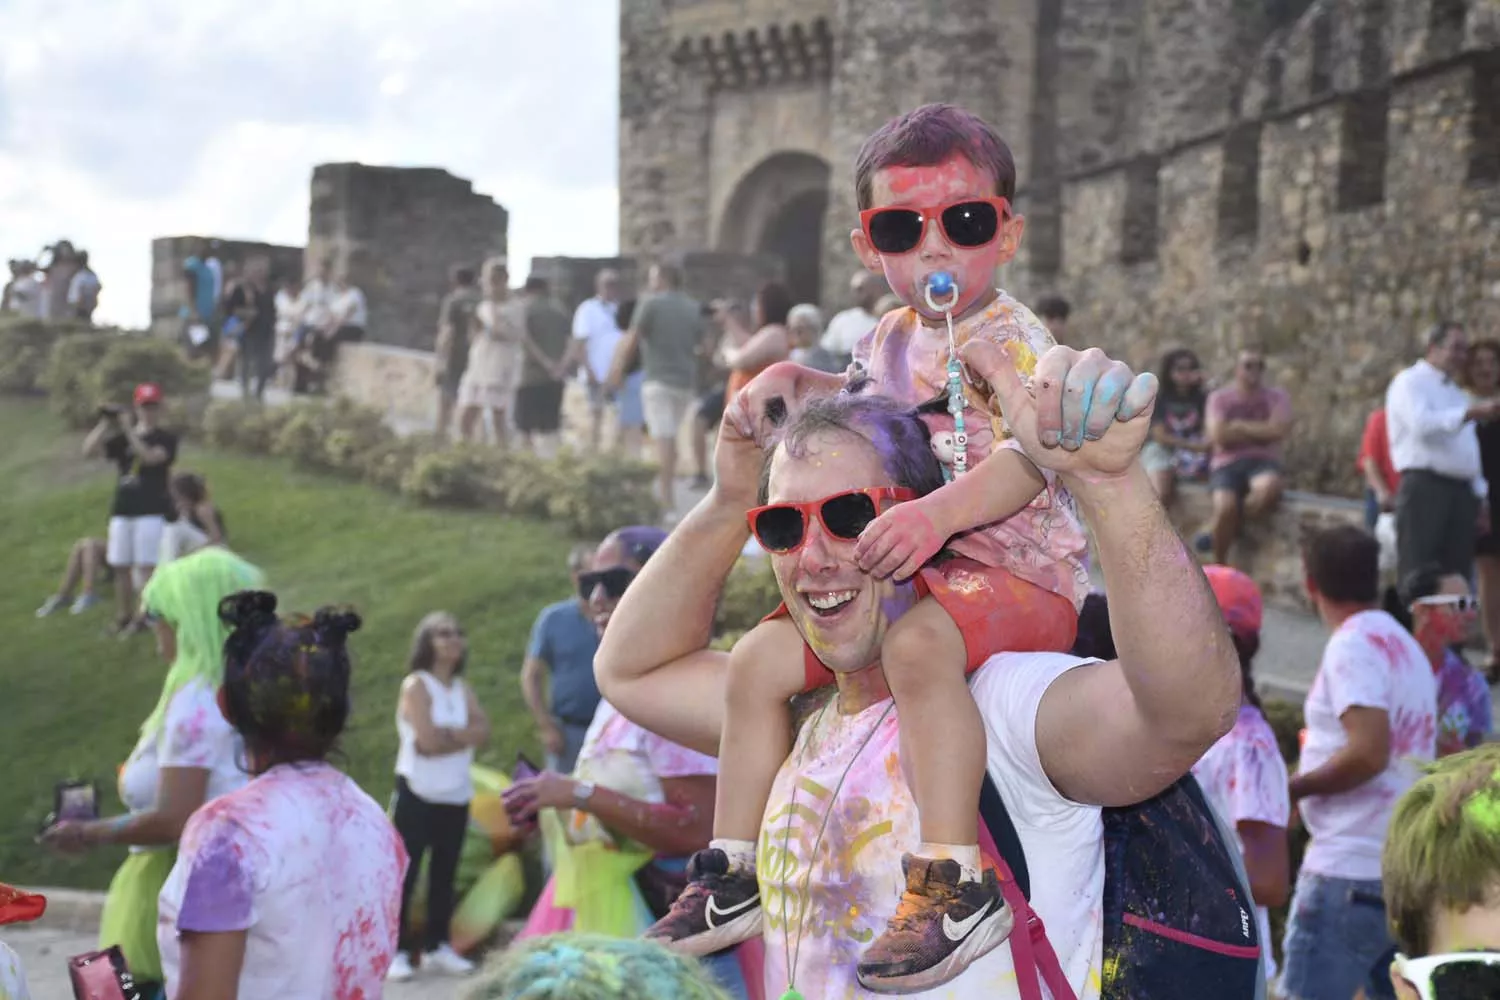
top-left (621, 0), bottom-right (1500, 496)
top-left (306, 164), bottom-right (508, 351)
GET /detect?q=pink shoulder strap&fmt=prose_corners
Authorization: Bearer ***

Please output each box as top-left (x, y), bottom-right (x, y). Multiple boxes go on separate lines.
top-left (979, 823), bottom-right (1078, 1000)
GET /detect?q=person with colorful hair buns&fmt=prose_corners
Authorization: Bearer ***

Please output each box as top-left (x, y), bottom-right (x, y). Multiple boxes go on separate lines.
top-left (157, 591), bottom-right (406, 999)
top-left (1191, 565), bottom-right (1291, 987)
top-left (467, 934), bottom-right (733, 1000)
top-left (502, 526), bottom-right (763, 1000)
top-left (40, 546), bottom-right (265, 999)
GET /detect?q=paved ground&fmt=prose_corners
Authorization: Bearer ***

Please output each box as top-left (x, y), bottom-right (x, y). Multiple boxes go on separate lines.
top-left (4, 924), bottom-right (482, 999)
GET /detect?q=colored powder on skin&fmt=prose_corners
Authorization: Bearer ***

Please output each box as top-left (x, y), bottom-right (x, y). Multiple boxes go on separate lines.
top-left (1464, 786), bottom-right (1500, 833)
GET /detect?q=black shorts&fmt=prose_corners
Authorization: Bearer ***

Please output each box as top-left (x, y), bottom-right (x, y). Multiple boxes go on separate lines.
top-left (515, 382), bottom-right (565, 433)
top-left (1209, 457), bottom-right (1281, 498)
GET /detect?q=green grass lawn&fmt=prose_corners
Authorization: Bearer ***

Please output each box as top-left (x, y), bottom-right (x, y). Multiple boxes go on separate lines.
top-left (0, 397), bottom-right (578, 889)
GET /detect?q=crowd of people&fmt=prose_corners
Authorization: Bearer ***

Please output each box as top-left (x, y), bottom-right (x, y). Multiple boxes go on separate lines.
top-left (6, 100), bottom-right (1500, 1000)
top-left (1, 240), bottom-right (103, 323)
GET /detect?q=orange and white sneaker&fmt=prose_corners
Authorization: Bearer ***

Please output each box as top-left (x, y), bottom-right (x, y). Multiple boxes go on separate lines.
top-left (856, 854), bottom-right (1015, 994)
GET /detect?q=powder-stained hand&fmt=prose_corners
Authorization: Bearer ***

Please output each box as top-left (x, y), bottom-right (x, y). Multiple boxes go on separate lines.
top-left (854, 497), bottom-right (947, 581)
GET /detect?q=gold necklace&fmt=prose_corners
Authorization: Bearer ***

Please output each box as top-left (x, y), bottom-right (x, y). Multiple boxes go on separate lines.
top-left (777, 697), bottom-right (896, 1000)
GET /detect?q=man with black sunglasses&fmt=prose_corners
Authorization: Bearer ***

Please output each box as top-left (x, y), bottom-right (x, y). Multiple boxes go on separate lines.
top-left (520, 544), bottom-right (603, 775)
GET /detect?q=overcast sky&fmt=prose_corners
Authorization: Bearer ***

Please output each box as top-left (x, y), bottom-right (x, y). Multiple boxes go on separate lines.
top-left (0, 0), bottom-right (620, 326)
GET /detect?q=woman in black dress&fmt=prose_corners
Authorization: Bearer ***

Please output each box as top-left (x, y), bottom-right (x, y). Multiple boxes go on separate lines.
top-left (1465, 340), bottom-right (1500, 679)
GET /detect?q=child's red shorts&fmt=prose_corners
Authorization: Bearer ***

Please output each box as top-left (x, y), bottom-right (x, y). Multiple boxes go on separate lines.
top-left (761, 554), bottom-right (1080, 693)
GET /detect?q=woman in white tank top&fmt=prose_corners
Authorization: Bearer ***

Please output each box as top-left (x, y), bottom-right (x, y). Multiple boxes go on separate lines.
top-left (388, 611), bottom-right (491, 983)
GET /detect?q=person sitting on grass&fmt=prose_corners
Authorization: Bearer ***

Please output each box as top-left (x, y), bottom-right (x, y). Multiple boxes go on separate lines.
top-left (157, 472), bottom-right (227, 567)
top-left (35, 536), bottom-right (111, 617)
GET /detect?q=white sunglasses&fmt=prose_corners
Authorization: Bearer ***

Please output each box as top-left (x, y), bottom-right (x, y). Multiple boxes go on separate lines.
top-left (1394, 951), bottom-right (1500, 1000)
top-left (1412, 594), bottom-right (1478, 612)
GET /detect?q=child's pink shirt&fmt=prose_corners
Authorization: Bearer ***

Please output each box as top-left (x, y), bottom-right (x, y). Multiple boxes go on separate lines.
top-left (852, 289), bottom-right (1090, 608)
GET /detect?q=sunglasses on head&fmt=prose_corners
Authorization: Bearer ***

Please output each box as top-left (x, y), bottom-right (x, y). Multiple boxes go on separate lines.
top-left (747, 487), bottom-right (916, 554)
top-left (578, 566), bottom-right (636, 600)
top-left (1414, 594), bottom-right (1478, 613)
top-left (1395, 951), bottom-right (1500, 1000)
top-left (858, 196), bottom-right (1012, 256)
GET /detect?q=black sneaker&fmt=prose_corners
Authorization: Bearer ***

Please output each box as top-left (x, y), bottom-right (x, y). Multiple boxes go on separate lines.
top-left (856, 854), bottom-right (1015, 994)
top-left (643, 848), bottom-right (761, 957)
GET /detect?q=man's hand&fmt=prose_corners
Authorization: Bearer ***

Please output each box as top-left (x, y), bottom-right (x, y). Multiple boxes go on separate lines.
top-left (540, 721), bottom-right (566, 759)
top-left (731, 361), bottom-right (846, 450)
top-left (960, 341), bottom-right (1157, 480)
top-left (854, 497), bottom-right (947, 580)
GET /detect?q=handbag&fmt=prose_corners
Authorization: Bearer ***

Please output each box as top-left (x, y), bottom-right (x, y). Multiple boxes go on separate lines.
top-left (68, 945), bottom-right (144, 1000)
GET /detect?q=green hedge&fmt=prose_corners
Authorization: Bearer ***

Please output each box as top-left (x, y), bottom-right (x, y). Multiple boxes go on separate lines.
top-left (0, 317), bottom-right (96, 393)
top-left (198, 397), bottom-right (663, 538)
top-left (39, 330), bottom-right (211, 430)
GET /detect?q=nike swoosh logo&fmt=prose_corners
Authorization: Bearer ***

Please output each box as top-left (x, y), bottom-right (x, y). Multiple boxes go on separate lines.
top-left (705, 894), bottom-right (759, 929)
top-left (942, 901), bottom-right (993, 942)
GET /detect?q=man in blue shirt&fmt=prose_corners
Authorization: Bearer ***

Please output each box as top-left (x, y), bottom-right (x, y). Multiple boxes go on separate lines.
top-left (521, 544), bottom-right (603, 774)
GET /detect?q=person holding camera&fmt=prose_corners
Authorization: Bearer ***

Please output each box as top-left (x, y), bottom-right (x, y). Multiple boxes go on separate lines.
top-left (83, 383), bottom-right (179, 635)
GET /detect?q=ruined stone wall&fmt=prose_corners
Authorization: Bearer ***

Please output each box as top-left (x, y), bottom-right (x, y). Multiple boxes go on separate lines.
top-left (1055, 53), bottom-right (1500, 497)
top-left (148, 236), bottom-right (303, 338)
top-left (305, 164), bottom-right (507, 351)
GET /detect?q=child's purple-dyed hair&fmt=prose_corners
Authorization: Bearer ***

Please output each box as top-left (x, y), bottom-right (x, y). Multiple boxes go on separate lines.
top-left (855, 103), bottom-right (1018, 210)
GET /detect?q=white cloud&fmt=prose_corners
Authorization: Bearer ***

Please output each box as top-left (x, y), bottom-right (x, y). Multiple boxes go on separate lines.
top-left (0, 0), bottom-right (620, 327)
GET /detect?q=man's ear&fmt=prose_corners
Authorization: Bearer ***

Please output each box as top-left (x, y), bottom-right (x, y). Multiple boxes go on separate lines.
top-left (850, 229), bottom-right (884, 273)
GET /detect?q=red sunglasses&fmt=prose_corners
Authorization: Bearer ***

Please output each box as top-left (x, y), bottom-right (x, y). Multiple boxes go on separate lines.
top-left (747, 487), bottom-right (916, 554)
top-left (858, 196), bottom-right (1012, 256)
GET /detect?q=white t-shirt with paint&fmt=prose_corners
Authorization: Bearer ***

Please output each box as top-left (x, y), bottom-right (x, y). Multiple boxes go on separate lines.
top-left (1192, 702), bottom-right (1291, 981)
top-left (158, 761), bottom-right (407, 1000)
top-left (118, 680), bottom-right (247, 853)
top-left (758, 653), bottom-right (1104, 1000)
top-left (1299, 609), bottom-right (1437, 881)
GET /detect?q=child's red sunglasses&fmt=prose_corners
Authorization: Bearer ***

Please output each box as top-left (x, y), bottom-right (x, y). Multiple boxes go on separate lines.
top-left (747, 487), bottom-right (916, 554)
top-left (858, 196), bottom-right (1012, 256)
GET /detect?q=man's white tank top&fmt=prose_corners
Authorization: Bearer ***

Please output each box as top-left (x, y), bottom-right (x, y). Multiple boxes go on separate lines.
top-left (394, 672), bottom-right (474, 805)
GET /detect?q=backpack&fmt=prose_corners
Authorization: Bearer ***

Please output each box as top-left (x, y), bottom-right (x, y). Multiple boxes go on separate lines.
top-left (978, 771), bottom-right (1264, 1000)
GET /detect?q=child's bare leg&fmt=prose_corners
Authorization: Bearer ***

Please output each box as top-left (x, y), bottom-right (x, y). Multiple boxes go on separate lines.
top-left (883, 596), bottom-right (981, 861)
top-left (859, 595), bottom-right (1009, 993)
top-left (714, 617), bottom-right (807, 844)
top-left (645, 616), bottom-right (807, 955)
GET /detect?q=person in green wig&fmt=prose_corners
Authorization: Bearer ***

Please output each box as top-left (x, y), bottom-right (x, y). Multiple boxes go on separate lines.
top-left (41, 547), bottom-right (265, 999)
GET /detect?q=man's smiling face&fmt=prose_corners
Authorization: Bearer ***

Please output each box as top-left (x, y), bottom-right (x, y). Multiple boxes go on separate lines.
top-left (765, 428), bottom-right (915, 674)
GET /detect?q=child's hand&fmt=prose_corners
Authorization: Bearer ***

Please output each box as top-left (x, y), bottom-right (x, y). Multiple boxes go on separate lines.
top-left (854, 498), bottom-right (948, 581)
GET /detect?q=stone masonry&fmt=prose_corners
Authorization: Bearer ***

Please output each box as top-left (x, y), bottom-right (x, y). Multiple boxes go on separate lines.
top-left (306, 164), bottom-right (508, 351)
top-left (619, 0), bottom-right (1500, 495)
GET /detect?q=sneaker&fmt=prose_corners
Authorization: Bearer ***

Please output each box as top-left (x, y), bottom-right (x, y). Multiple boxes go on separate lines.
top-left (422, 944), bottom-right (475, 977)
top-left (856, 854), bottom-right (1015, 994)
top-left (35, 596), bottom-right (65, 618)
top-left (643, 847), bottom-right (762, 957)
top-left (386, 952), bottom-right (414, 982)
top-left (1193, 532), bottom-right (1213, 555)
top-left (70, 594), bottom-right (100, 615)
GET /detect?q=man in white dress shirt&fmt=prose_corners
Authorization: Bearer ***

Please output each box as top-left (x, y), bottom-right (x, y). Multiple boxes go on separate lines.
top-left (1385, 320), bottom-right (1500, 581)
top-left (819, 271), bottom-right (885, 371)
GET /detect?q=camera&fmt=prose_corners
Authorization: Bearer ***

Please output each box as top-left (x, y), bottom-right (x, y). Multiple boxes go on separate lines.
top-left (97, 403), bottom-right (124, 421)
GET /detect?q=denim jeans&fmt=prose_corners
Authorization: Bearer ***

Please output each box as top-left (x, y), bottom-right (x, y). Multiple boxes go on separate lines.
top-left (1279, 871), bottom-right (1394, 1000)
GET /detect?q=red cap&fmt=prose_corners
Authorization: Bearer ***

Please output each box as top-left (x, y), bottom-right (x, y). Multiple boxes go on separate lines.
top-left (133, 383), bottom-right (163, 406)
top-left (1203, 564), bottom-right (1263, 638)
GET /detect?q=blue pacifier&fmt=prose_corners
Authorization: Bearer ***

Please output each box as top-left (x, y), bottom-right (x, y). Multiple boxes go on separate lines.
top-left (924, 271), bottom-right (959, 313)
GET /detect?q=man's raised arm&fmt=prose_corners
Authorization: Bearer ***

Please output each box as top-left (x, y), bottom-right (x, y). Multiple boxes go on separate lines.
top-left (962, 341), bottom-right (1241, 808)
top-left (594, 392), bottom-right (775, 756)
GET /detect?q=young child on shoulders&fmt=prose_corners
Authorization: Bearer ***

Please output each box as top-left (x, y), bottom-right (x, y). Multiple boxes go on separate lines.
top-left (645, 103), bottom-right (1090, 993)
